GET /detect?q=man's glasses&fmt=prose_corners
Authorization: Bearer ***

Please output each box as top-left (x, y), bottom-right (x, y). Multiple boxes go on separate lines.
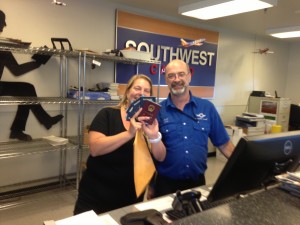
top-left (166, 72), bottom-right (188, 80)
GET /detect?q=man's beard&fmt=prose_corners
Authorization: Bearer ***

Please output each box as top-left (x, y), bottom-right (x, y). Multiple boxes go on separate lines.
top-left (170, 80), bottom-right (186, 96)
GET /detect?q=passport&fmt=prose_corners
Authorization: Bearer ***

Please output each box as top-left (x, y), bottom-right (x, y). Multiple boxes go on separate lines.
top-left (138, 99), bottom-right (161, 125)
top-left (126, 96), bottom-right (156, 121)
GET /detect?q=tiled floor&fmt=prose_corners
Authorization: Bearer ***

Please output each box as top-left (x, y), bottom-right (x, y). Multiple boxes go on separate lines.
top-left (0, 156), bottom-right (226, 225)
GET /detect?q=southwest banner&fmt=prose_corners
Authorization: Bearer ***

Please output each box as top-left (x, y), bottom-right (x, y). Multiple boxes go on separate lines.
top-left (116, 10), bottom-right (219, 99)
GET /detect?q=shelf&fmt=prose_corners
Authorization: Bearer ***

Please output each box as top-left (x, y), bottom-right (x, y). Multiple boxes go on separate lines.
top-left (0, 178), bottom-right (77, 210)
top-left (0, 138), bottom-right (78, 159)
top-left (0, 43), bottom-right (162, 205)
top-left (83, 99), bottom-right (120, 105)
top-left (0, 45), bottom-right (161, 65)
top-left (0, 96), bottom-right (80, 105)
top-left (86, 52), bottom-right (161, 65)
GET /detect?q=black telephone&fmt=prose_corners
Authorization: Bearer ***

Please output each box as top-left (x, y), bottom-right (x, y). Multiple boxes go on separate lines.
top-left (172, 190), bottom-right (203, 215)
top-left (120, 209), bottom-right (168, 225)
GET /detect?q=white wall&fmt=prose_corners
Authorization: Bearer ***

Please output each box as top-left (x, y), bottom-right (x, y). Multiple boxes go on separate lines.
top-left (286, 43), bottom-right (300, 104)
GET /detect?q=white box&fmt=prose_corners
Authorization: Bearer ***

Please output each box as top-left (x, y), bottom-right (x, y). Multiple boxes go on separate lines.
top-left (120, 50), bottom-right (152, 60)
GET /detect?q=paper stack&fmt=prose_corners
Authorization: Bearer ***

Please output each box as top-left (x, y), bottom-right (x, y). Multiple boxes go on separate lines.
top-left (109, 83), bottom-right (120, 100)
top-left (235, 114), bottom-right (266, 136)
top-left (44, 210), bottom-right (119, 225)
top-left (43, 135), bottom-right (69, 146)
top-left (276, 171), bottom-right (300, 197)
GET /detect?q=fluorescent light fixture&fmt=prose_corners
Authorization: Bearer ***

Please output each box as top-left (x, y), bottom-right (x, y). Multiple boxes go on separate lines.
top-left (266, 26), bottom-right (300, 38)
top-left (178, 0), bottom-right (277, 20)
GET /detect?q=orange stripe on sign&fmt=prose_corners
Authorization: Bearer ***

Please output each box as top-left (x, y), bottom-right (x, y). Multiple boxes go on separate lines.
top-left (118, 85), bottom-right (214, 99)
top-left (117, 10), bottom-right (219, 44)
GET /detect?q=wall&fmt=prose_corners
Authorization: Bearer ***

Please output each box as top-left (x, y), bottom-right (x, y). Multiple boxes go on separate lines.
top-left (286, 42), bottom-right (300, 104)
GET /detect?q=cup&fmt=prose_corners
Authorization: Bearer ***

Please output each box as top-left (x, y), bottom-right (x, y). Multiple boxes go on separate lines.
top-left (271, 124), bottom-right (282, 133)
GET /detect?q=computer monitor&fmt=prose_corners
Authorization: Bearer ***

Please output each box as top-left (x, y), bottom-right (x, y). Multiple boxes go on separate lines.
top-left (289, 104), bottom-right (300, 130)
top-left (259, 99), bottom-right (277, 120)
top-left (207, 131), bottom-right (300, 202)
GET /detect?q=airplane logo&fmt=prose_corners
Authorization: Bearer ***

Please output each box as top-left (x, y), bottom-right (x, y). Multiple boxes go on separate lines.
top-left (52, 0), bottom-right (67, 6)
top-left (253, 48), bottom-right (274, 54)
top-left (180, 38), bottom-right (205, 47)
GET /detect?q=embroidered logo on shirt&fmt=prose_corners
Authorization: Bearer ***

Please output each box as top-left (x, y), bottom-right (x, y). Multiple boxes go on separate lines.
top-left (195, 113), bottom-right (207, 120)
top-left (163, 118), bottom-right (169, 124)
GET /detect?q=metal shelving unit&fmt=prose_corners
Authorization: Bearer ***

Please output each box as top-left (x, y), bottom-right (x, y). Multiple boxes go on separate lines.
top-left (0, 45), bottom-right (161, 209)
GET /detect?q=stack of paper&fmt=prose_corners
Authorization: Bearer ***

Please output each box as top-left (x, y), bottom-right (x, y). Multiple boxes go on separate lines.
top-left (44, 210), bottom-right (119, 225)
top-left (43, 135), bottom-right (69, 146)
top-left (276, 171), bottom-right (300, 197)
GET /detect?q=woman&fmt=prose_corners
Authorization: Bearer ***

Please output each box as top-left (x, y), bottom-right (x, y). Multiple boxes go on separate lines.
top-left (74, 74), bottom-right (153, 214)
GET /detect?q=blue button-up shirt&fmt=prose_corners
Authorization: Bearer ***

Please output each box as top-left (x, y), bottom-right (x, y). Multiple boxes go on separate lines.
top-left (156, 92), bottom-right (230, 180)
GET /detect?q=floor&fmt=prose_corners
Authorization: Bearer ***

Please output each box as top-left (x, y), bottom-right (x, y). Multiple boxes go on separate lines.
top-left (0, 156), bottom-right (226, 225)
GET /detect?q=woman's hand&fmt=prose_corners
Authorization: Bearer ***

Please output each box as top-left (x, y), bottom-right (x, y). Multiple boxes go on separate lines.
top-left (128, 108), bottom-right (148, 137)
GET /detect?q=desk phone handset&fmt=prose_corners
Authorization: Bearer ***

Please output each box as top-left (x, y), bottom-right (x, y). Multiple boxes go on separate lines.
top-left (172, 190), bottom-right (203, 215)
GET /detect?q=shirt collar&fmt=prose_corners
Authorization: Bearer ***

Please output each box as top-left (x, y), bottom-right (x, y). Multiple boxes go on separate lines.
top-left (166, 91), bottom-right (198, 108)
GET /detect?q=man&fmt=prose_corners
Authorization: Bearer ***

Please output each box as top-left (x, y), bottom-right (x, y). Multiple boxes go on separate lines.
top-left (0, 10), bottom-right (63, 141)
top-left (143, 59), bottom-right (234, 198)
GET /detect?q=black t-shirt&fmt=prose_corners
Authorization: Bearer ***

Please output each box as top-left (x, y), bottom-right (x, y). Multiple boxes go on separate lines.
top-left (77, 107), bottom-right (140, 213)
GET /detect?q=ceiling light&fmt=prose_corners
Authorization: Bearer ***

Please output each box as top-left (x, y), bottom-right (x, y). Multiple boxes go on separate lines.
top-left (178, 0), bottom-right (277, 20)
top-left (266, 26), bottom-right (300, 38)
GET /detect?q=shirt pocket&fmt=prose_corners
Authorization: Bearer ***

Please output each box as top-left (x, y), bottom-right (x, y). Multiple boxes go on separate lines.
top-left (192, 121), bottom-right (210, 144)
top-left (160, 123), bottom-right (179, 148)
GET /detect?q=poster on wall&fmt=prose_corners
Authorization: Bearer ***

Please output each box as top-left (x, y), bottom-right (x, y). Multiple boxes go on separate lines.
top-left (116, 10), bottom-right (219, 99)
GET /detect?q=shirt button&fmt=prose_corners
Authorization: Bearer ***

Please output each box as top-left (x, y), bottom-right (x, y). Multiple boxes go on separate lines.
top-left (202, 127), bottom-right (205, 130)
top-left (183, 122), bottom-right (186, 125)
top-left (166, 129), bottom-right (169, 132)
top-left (184, 136), bottom-right (187, 139)
top-left (186, 165), bottom-right (189, 168)
top-left (185, 150), bottom-right (189, 154)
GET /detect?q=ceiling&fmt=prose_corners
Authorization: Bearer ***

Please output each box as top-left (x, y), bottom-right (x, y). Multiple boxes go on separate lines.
top-left (109, 0), bottom-right (300, 42)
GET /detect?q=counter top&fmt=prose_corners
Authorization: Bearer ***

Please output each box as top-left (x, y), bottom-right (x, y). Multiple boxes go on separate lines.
top-left (172, 188), bottom-right (300, 225)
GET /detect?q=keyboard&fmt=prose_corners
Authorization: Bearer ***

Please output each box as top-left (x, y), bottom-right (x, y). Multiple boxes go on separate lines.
top-left (200, 197), bottom-right (236, 210)
top-left (165, 209), bottom-right (187, 220)
top-left (165, 197), bottom-right (237, 220)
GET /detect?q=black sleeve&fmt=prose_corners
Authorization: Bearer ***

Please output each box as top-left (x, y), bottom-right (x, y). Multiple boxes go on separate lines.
top-left (89, 107), bottom-right (110, 135)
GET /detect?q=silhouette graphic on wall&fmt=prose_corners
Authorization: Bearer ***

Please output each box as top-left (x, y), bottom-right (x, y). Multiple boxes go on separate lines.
top-left (0, 10), bottom-right (63, 141)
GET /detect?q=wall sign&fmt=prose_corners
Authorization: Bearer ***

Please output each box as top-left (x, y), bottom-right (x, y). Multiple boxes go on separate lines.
top-left (116, 10), bottom-right (219, 98)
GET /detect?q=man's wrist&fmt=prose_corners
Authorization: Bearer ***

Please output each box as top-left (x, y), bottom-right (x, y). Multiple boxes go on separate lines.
top-left (148, 132), bottom-right (162, 144)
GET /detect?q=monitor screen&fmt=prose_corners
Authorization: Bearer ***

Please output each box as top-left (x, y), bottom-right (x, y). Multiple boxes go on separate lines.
top-left (207, 131), bottom-right (300, 202)
top-left (289, 104), bottom-right (300, 126)
top-left (260, 100), bottom-right (277, 120)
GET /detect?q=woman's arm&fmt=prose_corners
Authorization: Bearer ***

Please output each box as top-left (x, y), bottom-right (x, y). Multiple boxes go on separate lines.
top-left (89, 130), bottom-right (134, 157)
top-left (141, 119), bottom-right (166, 162)
top-left (89, 108), bottom-right (143, 157)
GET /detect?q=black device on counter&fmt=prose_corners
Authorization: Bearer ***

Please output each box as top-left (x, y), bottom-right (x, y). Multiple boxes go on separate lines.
top-left (120, 209), bottom-right (167, 225)
top-left (165, 190), bottom-right (202, 220)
